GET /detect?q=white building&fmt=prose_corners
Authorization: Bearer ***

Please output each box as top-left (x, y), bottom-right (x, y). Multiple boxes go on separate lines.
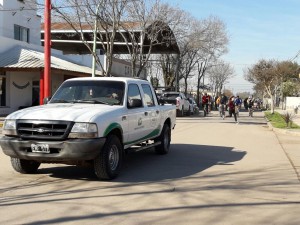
top-left (0, 0), bottom-right (147, 115)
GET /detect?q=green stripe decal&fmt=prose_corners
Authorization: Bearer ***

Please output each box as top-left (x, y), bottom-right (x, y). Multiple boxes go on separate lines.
top-left (124, 125), bottom-right (161, 145)
top-left (104, 123), bottom-right (122, 136)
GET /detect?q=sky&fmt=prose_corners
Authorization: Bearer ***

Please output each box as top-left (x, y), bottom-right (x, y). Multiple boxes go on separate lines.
top-left (166, 0), bottom-right (300, 94)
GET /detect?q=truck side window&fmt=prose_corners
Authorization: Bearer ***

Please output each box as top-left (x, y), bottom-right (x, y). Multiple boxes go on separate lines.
top-left (127, 84), bottom-right (143, 108)
top-left (141, 84), bottom-right (155, 107)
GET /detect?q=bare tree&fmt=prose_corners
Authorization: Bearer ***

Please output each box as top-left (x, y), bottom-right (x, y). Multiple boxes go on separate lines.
top-left (158, 7), bottom-right (193, 89)
top-left (50, 0), bottom-right (129, 76)
top-left (118, 0), bottom-right (181, 77)
top-left (207, 60), bottom-right (235, 96)
top-left (158, 15), bottom-right (229, 100)
top-left (193, 16), bottom-right (229, 106)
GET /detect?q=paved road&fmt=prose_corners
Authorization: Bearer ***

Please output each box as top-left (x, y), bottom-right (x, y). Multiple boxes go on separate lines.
top-left (0, 111), bottom-right (300, 224)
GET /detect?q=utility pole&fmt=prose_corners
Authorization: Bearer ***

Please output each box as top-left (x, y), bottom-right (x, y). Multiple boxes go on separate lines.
top-left (44, 0), bottom-right (51, 101)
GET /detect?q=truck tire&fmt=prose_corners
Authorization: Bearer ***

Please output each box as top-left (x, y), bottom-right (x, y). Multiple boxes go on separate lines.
top-left (94, 134), bottom-right (123, 180)
top-left (155, 123), bottom-right (171, 155)
top-left (11, 158), bottom-right (40, 174)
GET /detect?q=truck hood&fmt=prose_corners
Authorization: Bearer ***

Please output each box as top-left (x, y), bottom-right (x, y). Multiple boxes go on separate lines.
top-left (6, 103), bottom-right (120, 122)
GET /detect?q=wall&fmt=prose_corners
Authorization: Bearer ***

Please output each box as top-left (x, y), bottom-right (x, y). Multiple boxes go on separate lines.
top-left (51, 73), bottom-right (64, 95)
top-left (0, 0), bottom-right (41, 45)
top-left (66, 52), bottom-right (105, 73)
top-left (110, 58), bottom-right (147, 79)
top-left (0, 70), bottom-right (69, 115)
top-left (0, 0), bottom-right (3, 37)
top-left (286, 97), bottom-right (300, 110)
top-left (0, 36), bottom-right (64, 55)
top-left (9, 71), bottom-right (38, 112)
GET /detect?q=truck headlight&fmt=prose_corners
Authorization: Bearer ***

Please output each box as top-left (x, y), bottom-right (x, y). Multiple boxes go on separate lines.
top-left (3, 119), bottom-right (17, 136)
top-left (68, 123), bottom-right (98, 138)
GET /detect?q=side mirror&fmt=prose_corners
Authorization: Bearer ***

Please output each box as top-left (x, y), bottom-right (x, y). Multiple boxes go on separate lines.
top-left (128, 99), bottom-right (143, 108)
top-left (43, 97), bottom-right (51, 104)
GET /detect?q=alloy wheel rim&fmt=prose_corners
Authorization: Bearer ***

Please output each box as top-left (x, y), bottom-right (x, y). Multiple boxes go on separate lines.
top-left (109, 145), bottom-right (119, 171)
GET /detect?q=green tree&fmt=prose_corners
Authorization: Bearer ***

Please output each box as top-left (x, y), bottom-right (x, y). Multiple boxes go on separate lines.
top-left (245, 59), bottom-right (300, 113)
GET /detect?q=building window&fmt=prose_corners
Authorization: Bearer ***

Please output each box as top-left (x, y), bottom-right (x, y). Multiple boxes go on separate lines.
top-left (14, 25), bottom-right (30, 43)
top-left (0, 74), bottom-right (6, 107)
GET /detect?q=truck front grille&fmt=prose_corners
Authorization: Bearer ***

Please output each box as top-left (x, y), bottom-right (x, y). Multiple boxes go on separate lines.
top-left (17, 120), bottom-right (74, 140)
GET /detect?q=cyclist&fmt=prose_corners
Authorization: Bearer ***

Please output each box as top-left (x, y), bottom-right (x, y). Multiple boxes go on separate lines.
top-left (234, 95), bottom-right (242, 117)
top-left (228, 96), bottom-right (238, 124)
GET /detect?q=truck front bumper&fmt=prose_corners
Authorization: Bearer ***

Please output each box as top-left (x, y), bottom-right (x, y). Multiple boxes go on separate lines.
top-left (0, 136), bottom-right (106, 162)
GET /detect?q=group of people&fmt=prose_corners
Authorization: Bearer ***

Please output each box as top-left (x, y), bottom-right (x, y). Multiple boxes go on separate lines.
top-left (202, 93), bottom-right (255, 124)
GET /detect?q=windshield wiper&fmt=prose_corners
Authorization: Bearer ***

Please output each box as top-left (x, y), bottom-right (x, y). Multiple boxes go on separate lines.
top-left (72, 100), bottom-right (110, 105)
top-left (50, 99), bottom-right (71, 103)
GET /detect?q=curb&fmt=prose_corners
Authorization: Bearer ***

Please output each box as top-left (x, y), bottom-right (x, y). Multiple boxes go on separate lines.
top-left (267, 121), bottom-right (300, 137)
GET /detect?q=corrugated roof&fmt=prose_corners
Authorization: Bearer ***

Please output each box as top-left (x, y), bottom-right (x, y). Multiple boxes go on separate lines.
top-left (42, 22), bottom-right (144, 31)
top-left (0, 46), bottom-right (101, 75)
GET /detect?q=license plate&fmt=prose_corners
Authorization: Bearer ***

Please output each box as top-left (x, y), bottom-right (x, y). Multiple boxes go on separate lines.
top-left (31, 144), bottom-right (50, 153)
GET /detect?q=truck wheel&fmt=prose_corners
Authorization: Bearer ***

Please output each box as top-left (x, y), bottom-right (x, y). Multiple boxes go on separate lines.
top-left (155, 124), bottom-right (171, 155)
top-left (11, 158), bottom-right (40, 174)
top-left (94, 135), bottom-right (123, 180)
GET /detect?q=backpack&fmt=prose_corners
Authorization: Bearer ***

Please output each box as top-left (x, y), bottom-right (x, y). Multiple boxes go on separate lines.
top-left (220, 96), bottom-right (227, 104)
top-left (234, 98), bottom-right (241, 106)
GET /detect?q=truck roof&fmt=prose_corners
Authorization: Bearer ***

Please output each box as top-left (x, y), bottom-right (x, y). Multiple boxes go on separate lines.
top-left (66, 77), bottom-right (149, 84)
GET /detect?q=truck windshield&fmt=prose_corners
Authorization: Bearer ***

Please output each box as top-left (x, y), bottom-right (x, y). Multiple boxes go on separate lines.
top-left (50, 80), bottom-right (125, 106)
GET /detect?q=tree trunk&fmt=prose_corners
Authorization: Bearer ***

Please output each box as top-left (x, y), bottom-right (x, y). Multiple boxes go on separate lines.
top-left (270, 95), bottom-right (275, 114)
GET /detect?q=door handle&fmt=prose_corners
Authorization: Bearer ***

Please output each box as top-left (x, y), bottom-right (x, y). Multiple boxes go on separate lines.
top-left (122, 116), bottom-right (127, 121)
top-left (144, 112), bottom-right (148, 116)
top-left (156, 110), bottom-right (159, 114)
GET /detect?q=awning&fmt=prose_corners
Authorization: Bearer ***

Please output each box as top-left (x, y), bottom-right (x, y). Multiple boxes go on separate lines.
top-left (0, 45), bottom-right (101, 76)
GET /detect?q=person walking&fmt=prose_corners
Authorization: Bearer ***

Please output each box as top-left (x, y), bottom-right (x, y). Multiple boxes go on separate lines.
top-left (248, 96), bottom-right (254, 117)
top-left (202, 93), bottom-right (210, 116)
top-left (216, 95), bottom-right (221, 116)
top-left (219, 93), bottom-right (227, 119)
top-left (228, 96), bottom-right (238, 124)
top-left (244, 97), bottom-right (248, 110)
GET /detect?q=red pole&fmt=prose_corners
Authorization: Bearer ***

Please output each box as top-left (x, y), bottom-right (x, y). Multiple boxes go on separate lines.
top-left (44, 0), bottom-right (51, 100)
top-left (40, 71), bottom-right (44, 105)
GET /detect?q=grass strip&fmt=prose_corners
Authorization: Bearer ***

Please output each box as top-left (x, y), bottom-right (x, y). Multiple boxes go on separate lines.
top-left (265, 111), bottom-right (300, 129)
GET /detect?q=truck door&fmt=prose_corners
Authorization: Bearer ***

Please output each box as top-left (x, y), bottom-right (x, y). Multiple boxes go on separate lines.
top-left (141, 84), bottom-right (160, 136)
top-left (126, 83), bottom-right (148, 144)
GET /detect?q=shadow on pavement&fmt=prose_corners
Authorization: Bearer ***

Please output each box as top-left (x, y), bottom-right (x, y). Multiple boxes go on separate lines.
top-left (35, 144), bottom-right (246, 182)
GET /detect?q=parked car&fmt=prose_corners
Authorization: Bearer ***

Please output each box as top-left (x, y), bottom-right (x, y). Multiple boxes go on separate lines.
top-left (160, 92), bottom-right (192, 117)
top-left (188, 97), bottom-right (199, 114)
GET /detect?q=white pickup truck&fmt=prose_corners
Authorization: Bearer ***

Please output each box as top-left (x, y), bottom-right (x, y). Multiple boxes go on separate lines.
top-left (0, 77), bottom-right (176, 180)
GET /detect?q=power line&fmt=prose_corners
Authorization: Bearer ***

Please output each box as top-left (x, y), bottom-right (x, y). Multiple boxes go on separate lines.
top-left (289, 50), bottom-right (300, 61)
